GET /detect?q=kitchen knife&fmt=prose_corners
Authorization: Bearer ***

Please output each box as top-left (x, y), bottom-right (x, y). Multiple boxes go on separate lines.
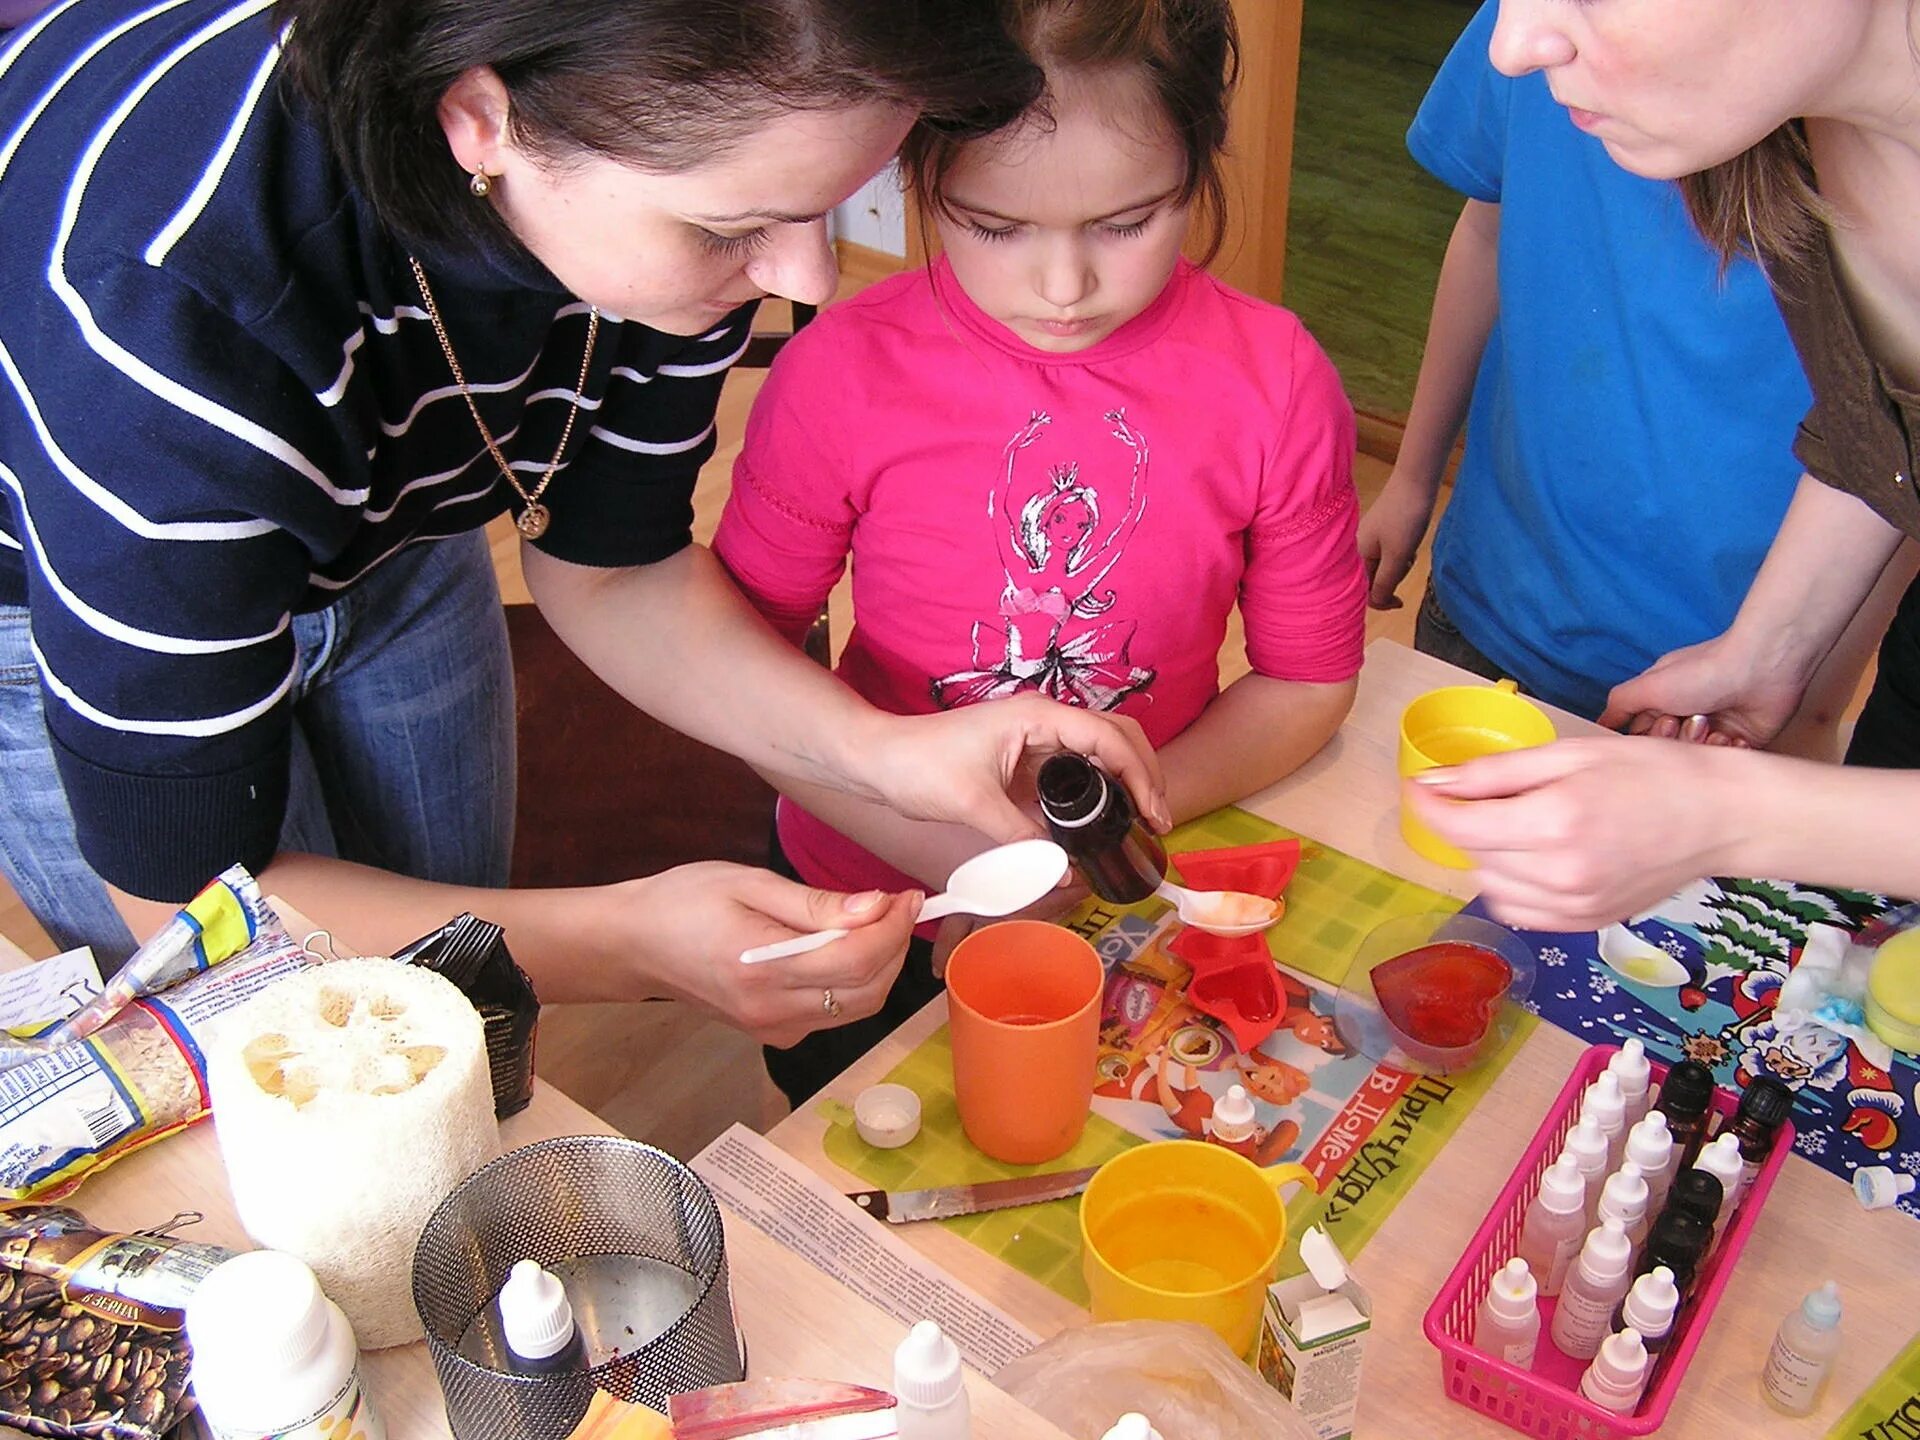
top-left (846, 1166), bottom-right (1099, 1223)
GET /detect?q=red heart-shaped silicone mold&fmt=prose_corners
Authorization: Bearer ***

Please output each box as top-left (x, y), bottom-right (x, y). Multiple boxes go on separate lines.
top-left (1370, 940), bottom-right (1513, 1050)
top-left (1186, 958), bottom-right (1282, 1055)
top-left (1171, 839), bottom-right (1302, 899)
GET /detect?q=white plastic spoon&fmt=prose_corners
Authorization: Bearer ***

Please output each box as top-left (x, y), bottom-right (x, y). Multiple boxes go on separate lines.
top-left (1156, 879), bottom-right (1279, 938)
top-left (738, 839), bottom-right (1071, 965)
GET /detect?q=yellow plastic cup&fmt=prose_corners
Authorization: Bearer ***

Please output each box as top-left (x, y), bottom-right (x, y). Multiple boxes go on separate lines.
top-left (1398, 680), bottom-right (1555, 868)
top-left (1079, 1140), bottom-right (1315, 1355)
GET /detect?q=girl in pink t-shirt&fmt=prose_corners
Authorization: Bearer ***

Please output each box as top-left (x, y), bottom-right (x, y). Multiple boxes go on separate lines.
top-left (716, 0), bottom-right (1366, 1099)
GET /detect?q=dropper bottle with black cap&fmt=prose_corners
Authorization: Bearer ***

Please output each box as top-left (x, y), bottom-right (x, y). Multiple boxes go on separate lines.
top-left (1036, 754), bottom-right (1167, 905)
top-left (1726, 1076), bottom-right (1794, 1204)
top-left (1653, 1059), bottom-right (1716, 1172)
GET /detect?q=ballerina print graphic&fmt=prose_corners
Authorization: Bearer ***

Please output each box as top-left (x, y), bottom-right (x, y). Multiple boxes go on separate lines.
top-left (933, 408), bottom-right (1156, 711)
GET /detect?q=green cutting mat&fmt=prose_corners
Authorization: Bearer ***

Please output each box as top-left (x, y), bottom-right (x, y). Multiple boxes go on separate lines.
top-left (821, 806), bottom-right (1535, 1306)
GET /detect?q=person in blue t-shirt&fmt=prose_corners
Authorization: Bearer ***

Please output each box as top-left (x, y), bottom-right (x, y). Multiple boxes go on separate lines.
top-left (1358, 0), bottom-right (1908, 743)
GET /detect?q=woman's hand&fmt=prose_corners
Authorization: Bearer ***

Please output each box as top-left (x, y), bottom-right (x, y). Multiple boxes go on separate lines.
top-left (856, 697), bottom-right (1170, 842)
top-left (609, 862), bottom-right (922, 1047)
top-left (1404, 736), bottom-right (1746, 931)
top-left (1600, 632), bottom-right (1810, 747)
top-left (1357, 467), bottom-right (1440, 610)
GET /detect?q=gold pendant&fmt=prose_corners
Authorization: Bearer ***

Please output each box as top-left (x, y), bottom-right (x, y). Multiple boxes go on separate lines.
top-left (516, 502), bottom-right (551, 539)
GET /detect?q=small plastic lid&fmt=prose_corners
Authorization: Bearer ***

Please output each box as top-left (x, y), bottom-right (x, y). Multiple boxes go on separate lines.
top-left (1624, 1113), bottom-right (1673, 1167)
top-left (1736, 1076), bottom-right (1794, 1129)
top-left (1854, 1165), bottom-right (1919, 1210)
top-left (1644, 1210), bottom-right (1712, 1269)
top-left (1298, 1226), bottom-right (1349, 1291)
top-left (1536, 1157), bottom-right (1586, 1214)
top-left (855, 1083), bottom-right (923, 1149)
top-left (1599, 1162), bottom-right (1649, 1221)
top-left (1593, 1326), bottom-right (1649, 1384)
top-left (186, 1252), bottom-right (330, 1379)
top-left (1694, 1132), bottom-right (1743, 1184)
top-left (1801, 1281), bottom-right (1842, 1330)
top-left (500, 1260), bottom-right (577, 1361)
top-left (1485, 1257), bottom-right (1537, 1320)
top-left (1664, 1167), bottom-right (1724, 1223)
top-left (1213, 1084), bottom-right (1257, 1139)
top-left (1622, 1266), bottom-right (1679, 1332)
top-left (1564, 1117), bottom-right (1609, 1173)
top-left (1657, 1060), bottom-right (1716, 1118)
top-left (1102, 1415), bottom-right (1164, 1440)
top-left (1608, 1039), bottom-right (1651, 1096)
top-left (1578, 1219), bottom-right (1631, 1279)
top-left (894, 1320), bottom-right (963, 1409)
top-left (1581, 1072), bottom-right (1626, 1131)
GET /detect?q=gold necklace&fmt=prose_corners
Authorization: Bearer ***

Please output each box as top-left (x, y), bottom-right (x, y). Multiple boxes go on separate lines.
top-left (407, 256), bottom-right (600, 539)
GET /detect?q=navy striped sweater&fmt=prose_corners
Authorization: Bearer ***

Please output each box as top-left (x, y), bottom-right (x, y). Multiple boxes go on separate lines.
top-left (0, 0), bottom-right (753, 897)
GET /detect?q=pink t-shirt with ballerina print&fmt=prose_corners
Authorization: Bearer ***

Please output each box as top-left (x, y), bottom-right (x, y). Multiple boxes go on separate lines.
top-left (714, 256), bottom-right (1366, 898)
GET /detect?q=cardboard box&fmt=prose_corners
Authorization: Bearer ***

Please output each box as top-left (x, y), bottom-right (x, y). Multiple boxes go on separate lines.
top-left (1257, 1227), bottom-right (1371, 1440)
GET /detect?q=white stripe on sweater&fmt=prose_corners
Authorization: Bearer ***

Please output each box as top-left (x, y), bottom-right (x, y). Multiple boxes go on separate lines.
top-left (0, 460), bottom-right (289, 653)
top-left (588, 420), bottom-right (714, 456)
top-left (142, 32), bottom-right (281, 266)
top-left (34, 633), bottom-right (297, 737)
top-left (657, 332), bottom-right (750, 377)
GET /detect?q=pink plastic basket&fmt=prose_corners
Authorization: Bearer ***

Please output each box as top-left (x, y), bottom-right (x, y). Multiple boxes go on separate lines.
top-left (1422, 1044), bottom-right (1794, 1437)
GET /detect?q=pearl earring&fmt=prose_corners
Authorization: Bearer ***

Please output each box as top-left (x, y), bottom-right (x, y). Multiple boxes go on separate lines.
top-left (469, 169), bottom-right (492, 198)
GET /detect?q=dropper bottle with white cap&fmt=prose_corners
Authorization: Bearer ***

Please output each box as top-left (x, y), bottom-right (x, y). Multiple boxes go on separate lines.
top-left (1623, 1111), bottom-right (1677, 1217)
top-left (1692, 1132), bottom-right (1746, 1250)
top-left (1612, 1265), bottom-right (1680, 1355)
top-left (895, 1320), bottom-right (970, 1440)
top-left (1101, 1415), bottom-right (1164, 1440)
top-left (1516, 1157), bottom-right (1588, 1297)
top-left (1578, 1326), bottom-right (1651, 1414)
top-left (1608, 1039), bottom-right (1653, 1128)
top-left (1595, 1161), bottom-right (1651, 1261)
top-left (1762, 1282), bottom-right (1842, 1416)
top-left (1210, 1085), bottom-right (1258, 1152)
top-left (1474, 1258), bottom-right (1540, 1368)
top-left (498, 1259), bottom-right (588, 1375)
top-left (1580, 1071), bottom-right (1629, 1172)
top-left (1550, 1219), bottom-right (1633, 1360)
top-left (1562, 1117), bottom-right (1612, 1228)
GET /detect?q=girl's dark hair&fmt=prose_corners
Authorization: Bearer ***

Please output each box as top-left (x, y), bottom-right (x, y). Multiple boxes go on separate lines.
top-left (275, 0), bottom-right (1045, 255)
top-left (1676, 122), bottom-right (1825, 271)
top-left (898, 0), bottom-right (1240, 264)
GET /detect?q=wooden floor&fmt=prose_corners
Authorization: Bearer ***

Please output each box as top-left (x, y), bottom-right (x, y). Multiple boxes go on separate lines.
top-left (0, 251), bottom-right (1428, 1158)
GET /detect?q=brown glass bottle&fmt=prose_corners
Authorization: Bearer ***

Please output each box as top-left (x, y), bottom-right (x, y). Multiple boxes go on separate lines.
top-left (1654, 1059), bottom-right (1716, 1172)
top-left (1726, 1076), bottom-right (1794, 1201)
top-left (1036, 754), bottom-right (1167, 905)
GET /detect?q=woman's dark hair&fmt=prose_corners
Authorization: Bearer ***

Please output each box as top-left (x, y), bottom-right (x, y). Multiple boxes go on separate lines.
top-left (898, 0), bottom-right (1240, 265)
top-left (276, 0), bottom-right (1044, 255)
top-left (1677, 122), bottom-right (1825, 271)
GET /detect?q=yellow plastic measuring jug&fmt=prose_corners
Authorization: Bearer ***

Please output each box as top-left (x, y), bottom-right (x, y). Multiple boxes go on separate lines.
top-left (1078, 1140), bottom-right (1316, 1355)
top-left (1397, 679), bottom-right (1555, 868)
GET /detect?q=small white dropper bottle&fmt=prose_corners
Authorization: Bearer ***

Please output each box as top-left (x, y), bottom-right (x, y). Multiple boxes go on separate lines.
top-left (1623, 1111), bottom-right (1677, 1218)
top-left (1562, 1117), bottom-right (1611, 1228)
top-left (1210, 1085), bottom-right (1258, 1147)
top-left (498, 1260), bottom-right (587, 1375)
top-left (895, 1320), bottom-right (970, 1440)
top-left (1761, 1282), bottom-right (1843, 1416)
top-left (1581, 1071), bottom-right (1629, 1172)
top-left (1578, 1326), bottom-right (1651, 1414)
top-left (1474, 1257), bottom-right (1540, 1369)
top-left (1516, 1157), bottom-right (1589, 1297)
top-left (1100, 1415), bottom-right (1165, 1440)
top-left (1608, 1039), bottom-right (1653, 1128)
top-left (1692, 1132), bottom-right (1746, 1249)
top-left (1615, 1265), bottom-right (1680, 1355)
top-left (1550, 1219), bottom-right (1632, 1360)
top-left (1595, 1161), bottom-right (1651, 1260)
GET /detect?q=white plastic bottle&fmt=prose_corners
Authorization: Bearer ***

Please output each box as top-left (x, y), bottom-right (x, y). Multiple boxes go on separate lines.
top-left (1580, 1072), bottom-right (1629, 1171)
top-left (1623, 1112), bottom-right (1677, 1218)
top-left (1549, 1219), bottom-right (1632, 1361)
top-left (1761, 1282), bottom-right (1843, 1416)
top-left (1595, 1161), bottom-right (1651, 1260)
top-left (1474, 1258), bottom-right (1540, 1368)
top-left (1615, 1265), bottom-right (1680, 1355)
top-left (1515, 1157), bottom-right (1588, 1297)
top-left (1101, 1416), bottom-right (1164, 1440)
top-left (1608, 1039), bottom-right (1653, 1129)
top-left (1692, 1132), bottom-right (1746, 1248)
top-left (1210, 1085), bottom-right (1258, 1147)
top-left (1562, 1117), bottom-right (1612, 1227)
top-left (186, 1251), bottom-right (387, 1440)
top-left (895, 1320), bottom-right (970, 1440)
top-left (498, 1259), bottom-right (588, 1374)
top-left (1578, 1326), bottom-right (1651, 1414)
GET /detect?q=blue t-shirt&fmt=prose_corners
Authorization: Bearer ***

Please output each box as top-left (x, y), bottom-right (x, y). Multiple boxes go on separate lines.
top-left (1409, 1), bottom-right (1810, 718)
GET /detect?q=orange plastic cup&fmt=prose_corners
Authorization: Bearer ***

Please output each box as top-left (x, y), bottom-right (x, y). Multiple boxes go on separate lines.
top-left (945, 921), bottom-right (1103, 1165)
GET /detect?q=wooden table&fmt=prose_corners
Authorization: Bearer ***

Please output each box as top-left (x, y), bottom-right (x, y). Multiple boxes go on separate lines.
top-left (771, 639), bottom-right (1920, 1437)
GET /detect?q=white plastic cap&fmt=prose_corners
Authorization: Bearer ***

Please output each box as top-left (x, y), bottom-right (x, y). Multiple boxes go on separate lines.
top-left (1608, 1039), bottom-right (1651, 1097)
top-left (1537, 1157), bottom-right (1586, 1215)
top-left (1594, 1326), bottom-right (1649, 1384)
top-left (1581, 1072), bottom-right (1626, 1132)
top-left (500, 1260), bottom-right (578, 1361)
top-left (1565, 1117), bottom-right (1610, 1174)
top-left (1624, 1112), bottom-right (1673, 1169)
top-left (1598, 1162), bottom-right (1649, 1223)
top-left (1578, 1219), bottom-right (1631, 1280)
top-left (1853, 1165), bottom-right (1918, 1210)
top-left (187, 1252), bottom-right (332, 1381)
top-left (1101, 1414), bottom-right (1164, 1440)
top-left (1694, 1132), bottom-right (1743, 1185)
top-left (1212, 1084), bottom-right (1257, 1139)
top-left (1621, 1266), bottom-right (1679, 1334)
top-left (1801, 1281), bottom-right (1842, 1331)
top-left (1485, 1257), bottom-right (1537, 1321)
top-left (894, 1320), bottom-right (964, 1410)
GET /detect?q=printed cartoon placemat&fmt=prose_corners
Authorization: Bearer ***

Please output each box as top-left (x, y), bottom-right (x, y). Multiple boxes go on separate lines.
top-left (820, 806), bottom-right (1535, 1305)
top-left (1465, 880), bottom-right (1919, 1218)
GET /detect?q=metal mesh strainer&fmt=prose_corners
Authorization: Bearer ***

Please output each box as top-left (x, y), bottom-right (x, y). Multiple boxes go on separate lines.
top-left (412, 1135), bottom-right (744, 1439)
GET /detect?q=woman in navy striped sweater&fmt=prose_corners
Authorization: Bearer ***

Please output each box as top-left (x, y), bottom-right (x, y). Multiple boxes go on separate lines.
top-left (0, 0), bottom-right (1166, 1046)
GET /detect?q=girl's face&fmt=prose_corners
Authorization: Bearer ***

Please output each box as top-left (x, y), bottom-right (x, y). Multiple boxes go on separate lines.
top-left (442, 71), bottom-right (911, 331)
top-left (1047, 499), bottom-right (1093, 549)
top-left (936, 65), bottom-right (1191, 354)
top-left (1488, 0), bottom-right (1868, 179)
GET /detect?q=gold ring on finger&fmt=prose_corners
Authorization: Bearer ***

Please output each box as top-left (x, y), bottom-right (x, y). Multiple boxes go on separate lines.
top-left (823, 988), bottom-right (842, 1019)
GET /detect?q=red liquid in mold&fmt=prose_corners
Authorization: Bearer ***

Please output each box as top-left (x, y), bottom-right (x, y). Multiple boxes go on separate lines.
top-left (1371, 940), bottom-right (1512, 1049)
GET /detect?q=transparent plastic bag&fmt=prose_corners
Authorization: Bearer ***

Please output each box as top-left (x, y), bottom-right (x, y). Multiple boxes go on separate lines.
top-left (993, 1321), bottom-right (1317, 1440)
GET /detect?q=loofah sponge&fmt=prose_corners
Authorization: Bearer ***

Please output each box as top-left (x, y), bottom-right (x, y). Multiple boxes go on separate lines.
top-left (207, 957), bottom-right (500, 1348)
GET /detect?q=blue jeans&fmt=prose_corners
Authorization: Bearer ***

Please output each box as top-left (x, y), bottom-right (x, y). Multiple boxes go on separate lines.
top-left (0, 531), bottom-right (515, 972)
